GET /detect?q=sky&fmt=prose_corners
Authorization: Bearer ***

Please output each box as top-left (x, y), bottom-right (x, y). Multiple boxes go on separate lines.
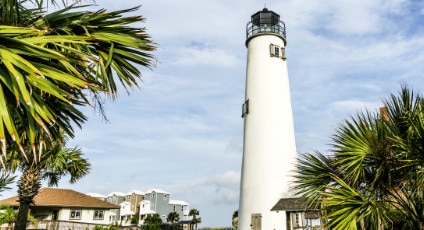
top-left (4, 0), bottom-right (424, 227)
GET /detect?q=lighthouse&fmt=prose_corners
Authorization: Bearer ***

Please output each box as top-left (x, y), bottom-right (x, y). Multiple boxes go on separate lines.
top-left (238, 8), bottom-right (298, 230)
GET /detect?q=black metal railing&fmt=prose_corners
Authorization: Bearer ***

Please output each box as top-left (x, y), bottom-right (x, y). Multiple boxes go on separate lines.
top-left (246, 21), bottom-right (286, 40)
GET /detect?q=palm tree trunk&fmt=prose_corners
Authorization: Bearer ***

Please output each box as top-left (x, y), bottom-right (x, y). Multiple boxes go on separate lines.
top-left (15, 201), bottom-right (30, 230)
top-left (14, 168), bottom-right (41, 230)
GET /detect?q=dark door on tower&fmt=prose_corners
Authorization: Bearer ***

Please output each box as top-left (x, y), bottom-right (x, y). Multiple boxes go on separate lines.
top-left (251, 213), bottom-right (262, 230)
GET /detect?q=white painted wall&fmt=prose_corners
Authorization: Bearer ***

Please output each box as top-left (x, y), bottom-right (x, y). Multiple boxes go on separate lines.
top-left (238, 32), bottom-right (297, 230)
top-left (57, 208), bottom-right (114, 225)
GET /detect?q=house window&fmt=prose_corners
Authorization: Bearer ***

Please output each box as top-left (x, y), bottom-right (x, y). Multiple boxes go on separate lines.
top-left (173, 205), bottom-right (176, 211)
top-left (181, 206), bottom-right (184, 211)
top-left (70, 210), bottom-right (82, 220)
top-left (93, 210), bottom-right (104, 220)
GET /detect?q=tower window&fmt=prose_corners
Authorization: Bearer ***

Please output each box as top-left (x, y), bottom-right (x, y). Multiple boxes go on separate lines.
top-left (270, 44), bottom-right (287, 61)
top-left (242, 99), bottom-right (249, 118)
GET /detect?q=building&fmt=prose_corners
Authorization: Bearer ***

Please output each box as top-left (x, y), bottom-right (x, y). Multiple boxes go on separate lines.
top-left (86, 192), bottom-right (107, 201)
top-left (169, 199), bottom-right (190, 221)
top-left (0, 188), bottom-right (119, 228)
top-left (119, 190), bottom-right (144, 226)
top-left (238, 8), bottom-right (298, 230)
top-left (140, 188), bottom-right (190, 224)
top-left (271, 198), bottom-right (321, 230)
top-left (106, 191), bottom-right (126, 223)
top-left (126, 190), bottom-right (144, 214)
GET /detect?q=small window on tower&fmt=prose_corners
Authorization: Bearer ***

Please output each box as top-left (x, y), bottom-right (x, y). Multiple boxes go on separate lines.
top-left (241, 99), bottom-right (249, 118)
top-left (270, 44), bottom-right (283, 59)
top-left (274, 46), bottom-right (279, 57)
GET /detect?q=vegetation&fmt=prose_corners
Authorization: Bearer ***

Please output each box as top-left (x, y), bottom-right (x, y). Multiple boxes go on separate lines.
top-left (93, 225), bottom-right (118, 230)
top-left (142, 213), bottom-right (163, 230)
top-left (294, 86), bottom-right (424, 230)
top-left (160, 223), bottom-right (183, 230)
top-left (189, 209), bottom-right (201, 230)
top-left (167, 211), bottom-right (180, 224)
top-left (131, 211), bottom-right (140, 225)
top-left (0, 0), bottom-right (155, 229)
top-left (0, 205), bottom-right (17, 229)
top-left (231, 210), bottom-right (238, 229)
top-left (10, 133), bottom-right (90, 230)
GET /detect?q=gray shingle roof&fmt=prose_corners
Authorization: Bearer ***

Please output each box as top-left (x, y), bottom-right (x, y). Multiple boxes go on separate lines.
top-left (271, 197), bottom-right (308, 211)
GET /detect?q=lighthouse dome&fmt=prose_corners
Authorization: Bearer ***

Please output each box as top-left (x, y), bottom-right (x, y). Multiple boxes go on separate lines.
top-left (246, 8), bottom-right (286, 45)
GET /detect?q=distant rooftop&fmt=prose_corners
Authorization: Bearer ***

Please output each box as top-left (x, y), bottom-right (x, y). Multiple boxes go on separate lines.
top-left (169, 200), bottom-right (189, 206)
top-left (86, 192), bottom-right (107, 198)
top-left (107, 191), bottom-right (126, 197)
top-left (126, 190), bottom-right (144, 195)
top-left (145, 188), bottom-right (170, 194)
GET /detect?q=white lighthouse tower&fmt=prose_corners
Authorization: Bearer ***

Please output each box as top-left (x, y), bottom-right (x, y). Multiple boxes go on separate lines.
top-left (238, 8), bottom-right (298, 230)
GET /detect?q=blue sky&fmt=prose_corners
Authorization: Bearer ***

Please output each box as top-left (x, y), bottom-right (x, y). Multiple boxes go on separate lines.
top-left (4, 0), bottom-right (424, 227)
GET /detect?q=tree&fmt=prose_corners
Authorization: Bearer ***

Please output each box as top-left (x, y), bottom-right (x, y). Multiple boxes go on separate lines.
top-left (167, 211), bottom-right (180, 224)
top-left (142, 214), bottom-right (162, 230)
top-left (188, 209), bottom-right (201, 230)
top-left (0, 204), bottom-right (38, 230)
top-left (232, 210), bottom-right (238, 229)
top-left (131, 211), bottom-right (140, 225)
top-left (0, 205), bottom-right (17, 229)
top-left (1, 0), bottom-right (155, 229)
top-left (7, 132), bottom-right (90, 230)
top-left (294, 86), bottom-right (424, 230)
top-left (0, 0), bottom-right (156, 165)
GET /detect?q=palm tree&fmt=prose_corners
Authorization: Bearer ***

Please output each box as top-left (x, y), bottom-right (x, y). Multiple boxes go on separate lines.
top-left (0, 0), bottom-right (156, 167)
top-left (294, 86), bottom-right (424, 230)
top-left (1, 1), bottom-right (155, 229)
top-left (7, 131), bottom-right (90, 230)
top-left (188, 209), bottom-right (201, 230)
top-left (167, 211), bottom-right (180, 224)
top-left (0, 205), bottom-right (17, 229)
top-left (143, 213), bottom-right (162, 230)
top-left (0, 173), bottom-right (15, 196)
top-left (167, 211), bottom-right (180, 230)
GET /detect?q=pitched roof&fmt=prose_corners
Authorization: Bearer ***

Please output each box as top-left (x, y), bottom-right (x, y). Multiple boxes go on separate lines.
top-left (145, 188), bottom-right (170, 194)
top-left (126, 190), bottom-right (144, 195)
top-left (86, 192), bottom-right (107, 199)
top-left (107, 192), bottom-right (126, 197)
top-left (271, 197), bottom-right (321, 219)
top-left (271, 197), bottom-right (308, 211)
top-left (169, 200), bottom-right (189, 206)
top-left (0, 188), bottom-right (120, 209)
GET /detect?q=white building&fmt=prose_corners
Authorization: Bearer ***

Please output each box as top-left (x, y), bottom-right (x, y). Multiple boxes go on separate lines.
top-left (0, 188), bottom-right (120, 228)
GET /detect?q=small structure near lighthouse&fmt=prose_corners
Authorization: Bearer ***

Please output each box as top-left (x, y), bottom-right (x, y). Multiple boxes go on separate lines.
top-left (238, 8), bottom-right (298, 230)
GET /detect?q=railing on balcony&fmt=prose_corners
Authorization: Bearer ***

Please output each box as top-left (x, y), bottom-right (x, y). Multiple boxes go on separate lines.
top-left (246, 20), bottom-right (286, 40)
